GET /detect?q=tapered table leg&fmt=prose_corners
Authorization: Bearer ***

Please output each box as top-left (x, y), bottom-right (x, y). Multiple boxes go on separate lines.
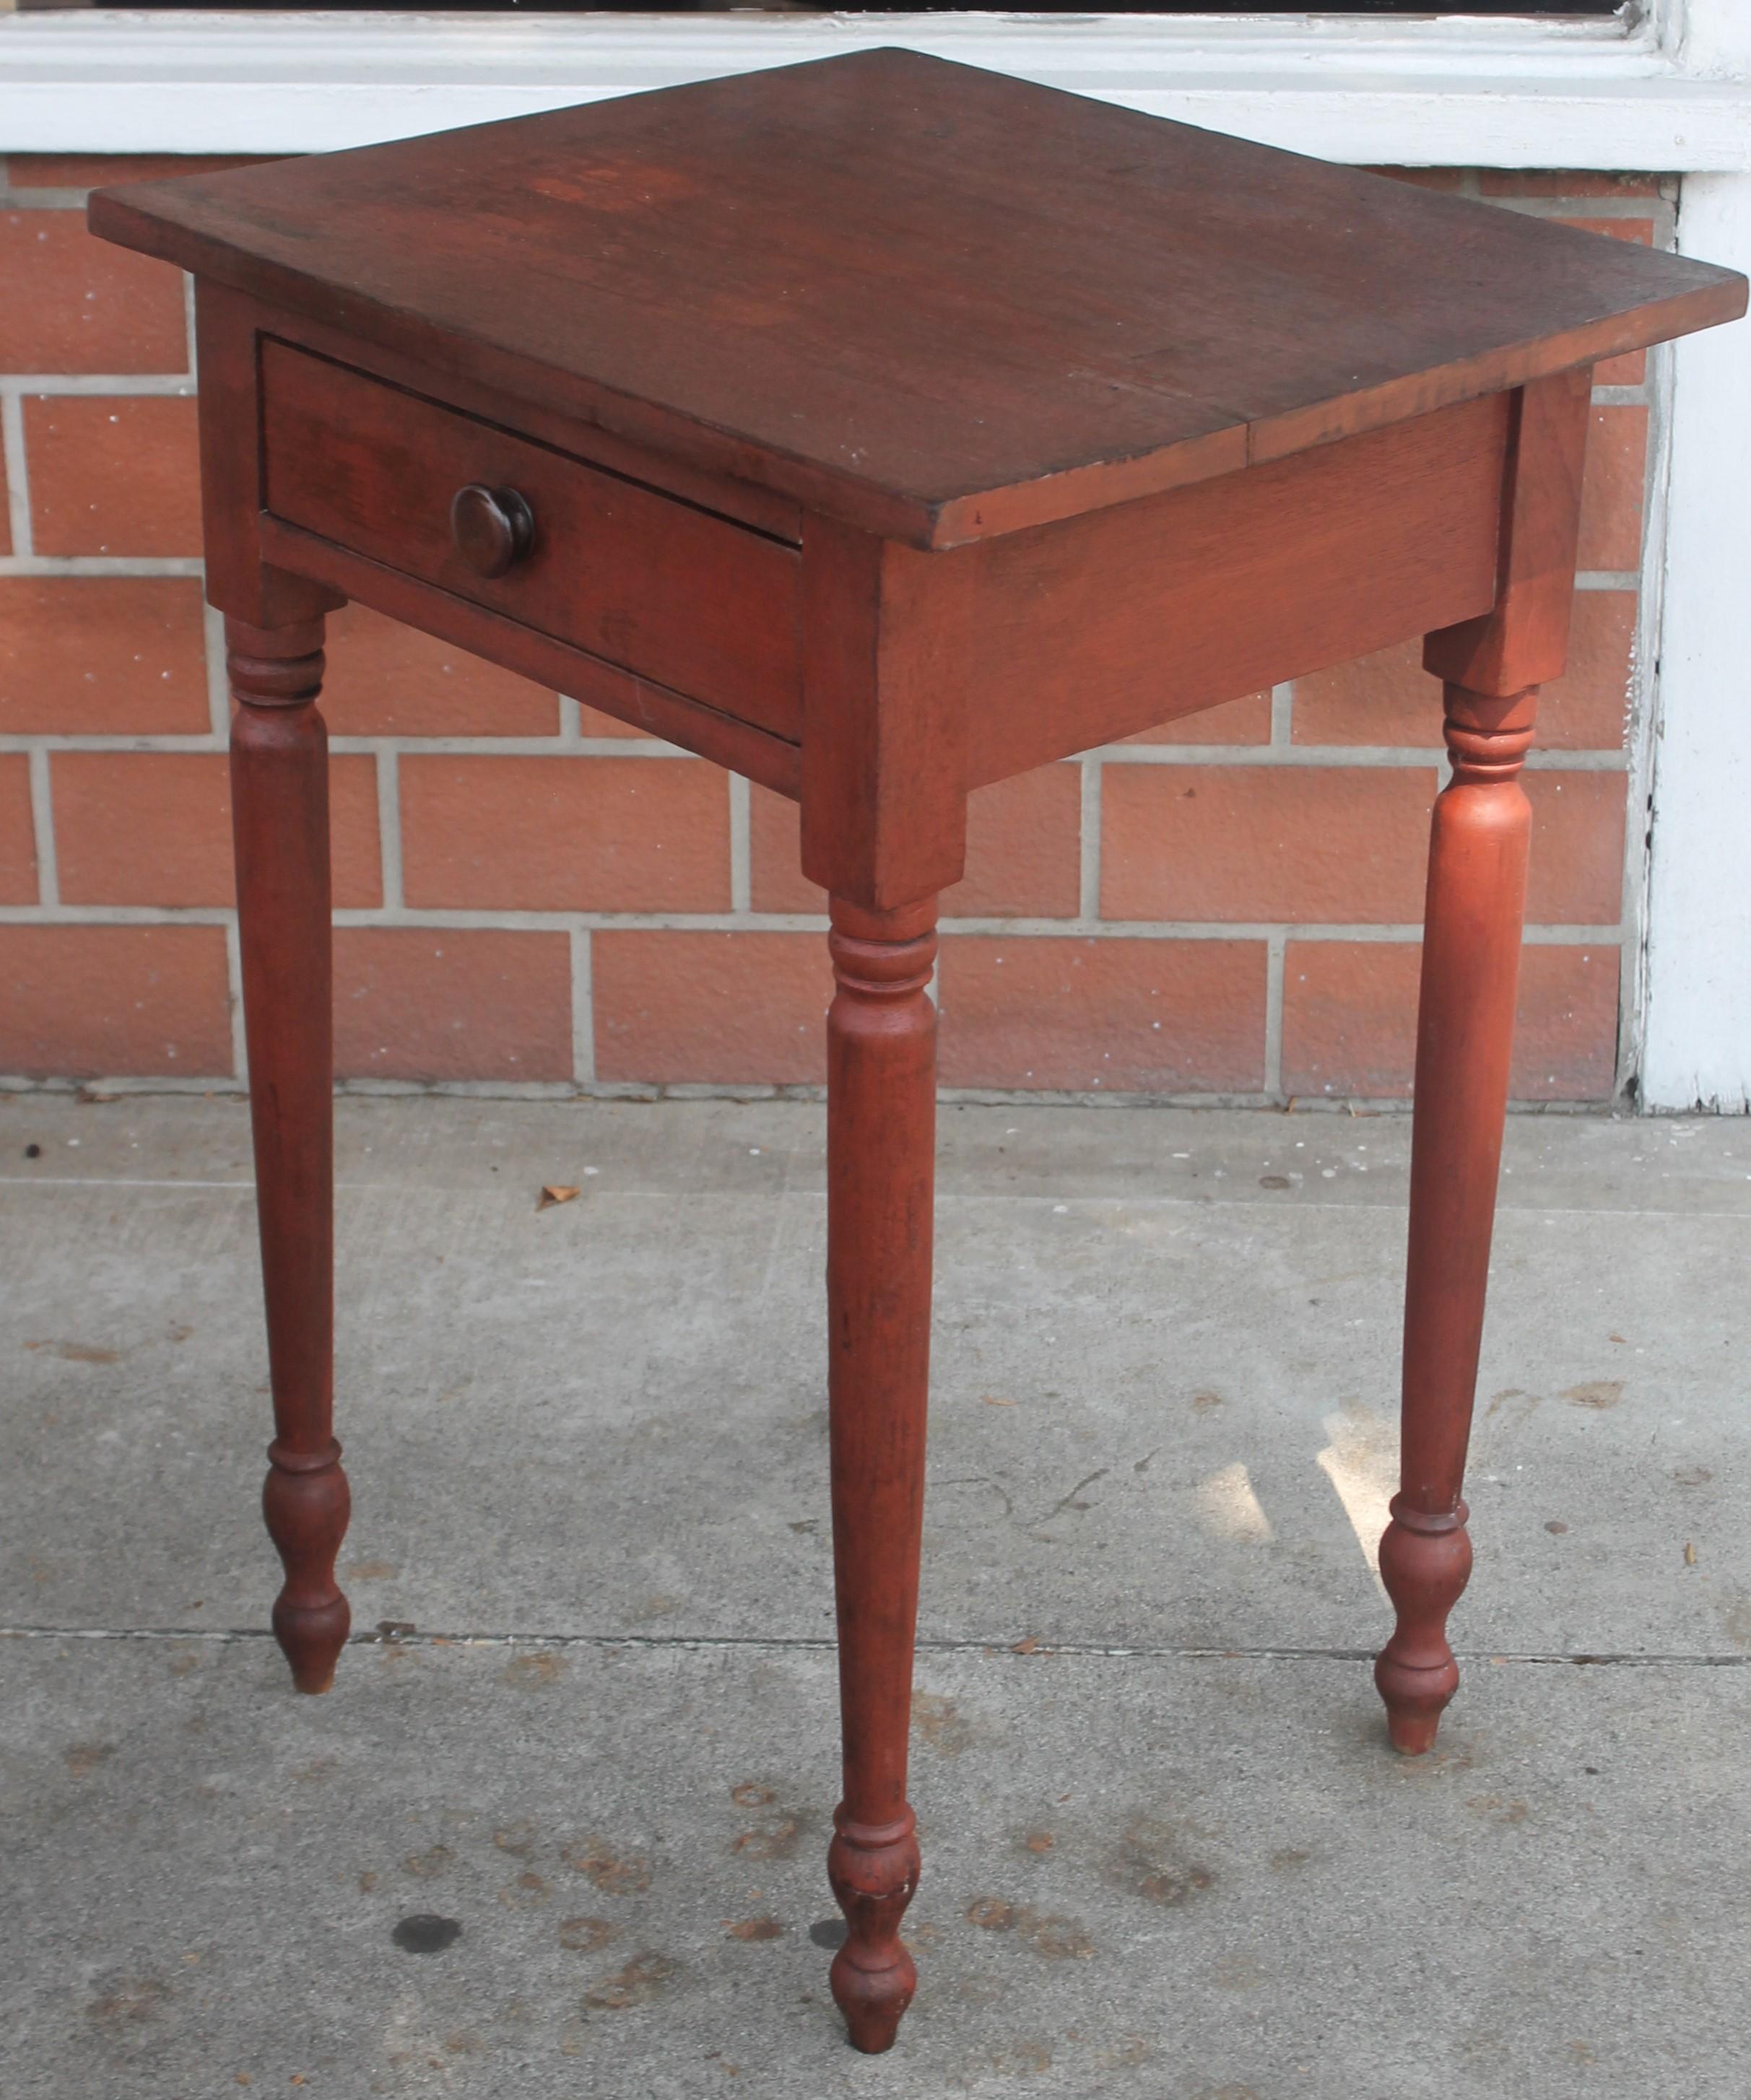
top-left (227, 614), bottom-right (350, 1694)
top-left (823, 894), bottom-right (937, 2053)
top-left (1376, 684), bottom-right (1538, 1753)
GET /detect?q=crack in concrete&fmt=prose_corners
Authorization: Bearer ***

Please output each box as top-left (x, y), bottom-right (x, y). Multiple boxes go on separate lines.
top-left (1, 1624), bottom-right (1747, 1668)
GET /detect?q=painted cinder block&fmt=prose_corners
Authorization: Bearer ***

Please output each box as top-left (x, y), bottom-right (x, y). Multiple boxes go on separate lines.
top-left (0, 160), bottom-right (1663, 1102)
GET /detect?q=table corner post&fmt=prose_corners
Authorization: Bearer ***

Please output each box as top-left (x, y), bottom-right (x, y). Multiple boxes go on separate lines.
top-left (799, 517), bottom-right (968, 2049)
top-left (1376, 365), bottom-right (1591, 1755)
top-left (227, 609), bottom-right (352, 1696)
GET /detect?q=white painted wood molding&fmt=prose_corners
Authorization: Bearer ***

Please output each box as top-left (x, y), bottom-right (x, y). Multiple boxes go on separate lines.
top-left (0, 6), bottom-right (1747, 168)
top-left (1642, 167), bottom-right (1751, 1112)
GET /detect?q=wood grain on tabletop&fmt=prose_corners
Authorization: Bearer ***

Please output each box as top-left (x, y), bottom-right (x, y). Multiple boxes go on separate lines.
top-left (88, 48), bottom-right (1747, 547)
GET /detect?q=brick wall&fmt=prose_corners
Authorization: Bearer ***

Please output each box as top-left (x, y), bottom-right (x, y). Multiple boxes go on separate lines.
top-left (0, 154), bottom-right (1670, 1103)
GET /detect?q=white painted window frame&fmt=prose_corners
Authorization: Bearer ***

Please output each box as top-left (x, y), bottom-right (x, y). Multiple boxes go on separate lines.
top-left (1, 0), bottom-right (1746, 1107)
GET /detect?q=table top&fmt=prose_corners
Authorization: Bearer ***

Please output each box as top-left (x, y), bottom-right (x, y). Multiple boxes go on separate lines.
top-left (92, 48), bottom-right (1745, 549)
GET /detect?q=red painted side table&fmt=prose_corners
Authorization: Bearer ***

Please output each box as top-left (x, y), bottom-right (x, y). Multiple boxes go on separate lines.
top-left (91, 51), bottom-right (1745, 2053)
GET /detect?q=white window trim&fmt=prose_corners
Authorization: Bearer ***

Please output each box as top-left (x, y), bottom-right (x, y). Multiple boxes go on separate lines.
top-left (0, 3), bottom-right (1742, 165)
top-left (1, 0), bottom-right (1747, 1109)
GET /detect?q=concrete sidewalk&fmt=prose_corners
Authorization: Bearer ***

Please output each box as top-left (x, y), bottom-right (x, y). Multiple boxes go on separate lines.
top-left (4, 1094), bottom-right (1749, 2097)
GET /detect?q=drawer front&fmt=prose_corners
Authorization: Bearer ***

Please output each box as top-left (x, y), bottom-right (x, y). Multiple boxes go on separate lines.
top-left (258, 339), bottom-right (801, 741)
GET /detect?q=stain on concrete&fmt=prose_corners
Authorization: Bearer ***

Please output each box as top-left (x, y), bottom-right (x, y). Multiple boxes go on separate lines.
top-left (976, 2039), bottom-right (1054, 2078)
top-left (64, 1741), bottom-right (116, 1777)
top-left (1109, 1816), bottom-right (1217, 1907)
top-left (391, 1914), bottom-right (461, 1954)
top-left (86, 1971), bottom-right (169, 2029)
top-left (963, 1896), bottom-right (1092, 1959)
top-left (557, 1916), bottom-right (614, 1951)
top-left (731, 1815), bottom-right (801, 1860)
top-left (726, 1917), bottom-right (783, 1940)
top-left (1563, 1380), bottom-right (1625, 1411)
top-left (912, 1690), bottom-right (983, 1756)
top-left (26, 1339), bottom-right (122, 1364)
top-left (584, 1950), bottom-right (679, 2010)
top-left (503, 1650), bottom-right (565, 1687)
top-left (565, 1839), bottom-right (651, 1894)
top-left (1210, 1951), bottom-right (1267, 1990)
top-left (1485, 1386), bottom-right (1539, 1423)
top-left (1095, 2036), bottom-right (1156, 2069)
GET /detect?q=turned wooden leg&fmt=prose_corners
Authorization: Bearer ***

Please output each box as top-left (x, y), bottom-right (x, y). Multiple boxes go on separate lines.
top-left (228, 614), bottom-right (350, 1694)
top-left (1376, 684), bottom-right (1537, 1753)
top-left (823, 895), bottom-right (937, 2052)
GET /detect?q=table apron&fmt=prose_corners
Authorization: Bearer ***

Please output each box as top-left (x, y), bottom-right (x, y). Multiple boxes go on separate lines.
top-left (962, 388), bottom-right (1514, 783)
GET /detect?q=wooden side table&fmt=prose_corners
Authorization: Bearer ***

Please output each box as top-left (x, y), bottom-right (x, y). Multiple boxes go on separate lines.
top-left (92, 51), bottom-right (1745, 2054)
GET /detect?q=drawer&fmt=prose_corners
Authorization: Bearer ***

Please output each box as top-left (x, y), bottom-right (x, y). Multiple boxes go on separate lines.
top-left (258, 339), bottom-right (802, 741)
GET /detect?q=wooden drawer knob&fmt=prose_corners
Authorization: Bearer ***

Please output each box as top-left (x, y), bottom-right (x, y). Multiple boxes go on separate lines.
top-left (450, 483), bottom-right (536, 578)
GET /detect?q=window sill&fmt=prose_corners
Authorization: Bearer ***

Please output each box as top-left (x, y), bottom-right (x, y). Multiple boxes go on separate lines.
top-left (0, 8), bottom-right (1747, 167)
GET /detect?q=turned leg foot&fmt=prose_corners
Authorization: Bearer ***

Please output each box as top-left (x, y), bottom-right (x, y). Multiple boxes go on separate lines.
top-left (230, 614), bottom-right (350, 1693)
top-left (1375, 1496), bottom-right (1472, 1753)
top-left (264, 1437), bottom-right (352, 1693)
top-left (828, 1808), bottom-right (922, 2052)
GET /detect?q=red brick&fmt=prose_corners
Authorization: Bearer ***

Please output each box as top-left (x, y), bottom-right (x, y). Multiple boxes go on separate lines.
top-left (333, 928), bottom-right (571, 1082)
top-left (1282, 940), bottom-right (1620, 1100)
top-left (1292, 639), bottom-right (1435, 749)
top-left (1594, 347), bottom-right (1646, 387)
top-left (0, 924), bottom-right (232, 1078)
top-left (1560, 219), bottom-right (1656, 382)
top-left (938, 936), bottom-right (1266, 1092)
top-left (1479, 171), bottom-right (1663, 199)
top-left (576, 702), bottom-right (649, 738)
top-left (1291, 593), bottom-right (1638, 753)
top-left (318, 602), bottom-right (558, 737)
top-left (1544, 592), bottom-right (1640, 749)
top-left (1361, 167), bottom-right (1467, 191)
top-left (51, 749), bottom-right (381, 908)
top-left (1122, 690), bottom-right (1272, 746)
top-left (568, 655), bottom-right (655, 739)
top-left (26, 393), bottom-right (201, 557)
top-left (747, 789), bottom-right (816, 914)
top-left (0, 212), bottom-right (187, 374)
top-left (1100, 764), bottom-right (1435, 924)
top-left (401, 755), bottom-right (729, 912)
top-left (593, 930), bottom-right (830, 1085)
top-left (0, 576), bottom-right (211, 735)
top-left (0, 754), bottom-right (37, 903)
top-left (750, 767), bottom-right (1082, 919)
top-left (1577, 404), bottom-right (1647, 573)
top-left (8, 154), bottom-right (282, 190)
top-left (1524, 768), bottom-right (1625, 925)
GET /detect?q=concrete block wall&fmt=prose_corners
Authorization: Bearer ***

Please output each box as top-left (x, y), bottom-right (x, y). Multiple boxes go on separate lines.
top-left (0, 154), bottom-right (1671, 1103)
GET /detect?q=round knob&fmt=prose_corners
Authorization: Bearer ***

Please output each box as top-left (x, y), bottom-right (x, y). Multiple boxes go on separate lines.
top-left (450, 483), bottom-right (536, 579)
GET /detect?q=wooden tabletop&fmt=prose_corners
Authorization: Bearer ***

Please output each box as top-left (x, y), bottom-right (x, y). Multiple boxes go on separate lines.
top-left (92, 48), bottom-right (1745, 548)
